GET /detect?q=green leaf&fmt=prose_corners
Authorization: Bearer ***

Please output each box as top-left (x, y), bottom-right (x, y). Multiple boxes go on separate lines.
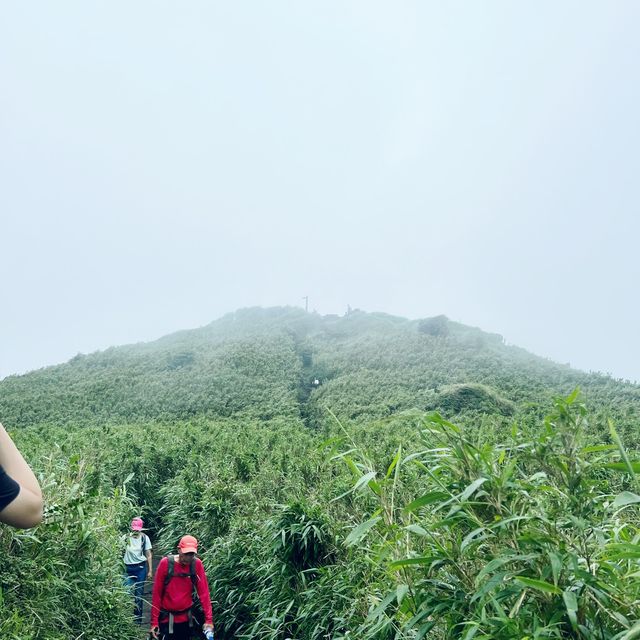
top-left (331, 469), bottom-right (378, 502)
top-left (396, 584), bottom-right (409, 605)
top-left (329, 448), bottom-right (357, 462)
top-left (461, 623), bottom-right (480, 640)
top-left (563, 590), bottom-right (578, 631)
top-left (416, 620), bottom-right (438, 640)
top-left (581, 444), bottom-right (617, 454)
top-left (457, 477), bottom-right (488, 503)
top-left (607, 542), bottom-right (640, 559)
top-left (386, 445), bottom-right (402, 479)
top-left (404, 491), bottom-right (449, 513)
top-left (353, 471), bottom-right (377, 493)
top-left (618, 621), bottom-right (640, 640)
top-left (389, 556), bottom-right (439, 569)
top-left (514, 576), bottom-right (562, 595)
top-left (604, 461), bottom-right (640, 473)
top-left (488, 515), bottom-right (530, 530)
top-left (609, 419), bottom-right (639, 490)
top-left (475, 554), bottom-right (537, 585)
top-left (339, 454), bottom-right (361, 476)
top-left (344, 516), bottom-right (381, 547)
top-left (366, 590), bottom-right (397, 622)
top-left (566, 387), bottom-right (580, 404)
top-left (548, 551), bottom-right (562, 586)
top-left (460, 527), bottom-right (488, 552)
top-left (610, 611), bottom-right (630, 628)
top-left (405, 524), bottom-right (429, 536)
top-left (318, 436), bottom-right (343, 449)
top-left (612, 491), bottom-right (640, 509)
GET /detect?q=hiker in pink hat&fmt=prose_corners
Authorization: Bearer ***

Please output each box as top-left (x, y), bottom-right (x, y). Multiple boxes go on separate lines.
top-left (124, 516), bottom-right (153, 624)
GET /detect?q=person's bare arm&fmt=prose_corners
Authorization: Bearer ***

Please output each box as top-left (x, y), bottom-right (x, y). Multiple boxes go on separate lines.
top-left (0, 422), bottom-right (43, 527)
top-left (146, 546), bottom-right (153, 578)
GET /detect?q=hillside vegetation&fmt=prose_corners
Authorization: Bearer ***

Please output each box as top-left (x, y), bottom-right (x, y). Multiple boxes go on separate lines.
top-left (2, 307), bottom-right (639, 433)
top-left (2, 307), bottom-right (640, 639)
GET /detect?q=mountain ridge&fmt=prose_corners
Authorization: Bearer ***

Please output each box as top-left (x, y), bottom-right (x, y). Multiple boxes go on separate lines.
top-left (2, 306), bottom-right (639, 432)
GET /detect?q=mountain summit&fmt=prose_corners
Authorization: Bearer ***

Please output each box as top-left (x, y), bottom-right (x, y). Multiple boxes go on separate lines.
top-left (1, 306), bottom-right (638, 430)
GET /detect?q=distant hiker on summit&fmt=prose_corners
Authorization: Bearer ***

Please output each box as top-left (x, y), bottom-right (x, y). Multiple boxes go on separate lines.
top-left (0, 421), bottom-right (43, 528)
top-left (150, 535), bottom-right (214, 639)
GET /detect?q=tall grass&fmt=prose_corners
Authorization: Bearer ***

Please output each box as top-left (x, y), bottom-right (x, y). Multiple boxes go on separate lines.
top-left (3, 392), bottom-right (640, 639)
top-left (331, 391), bottom-right (640, 639)
top-left (0, 442), bottom-right (138, 640)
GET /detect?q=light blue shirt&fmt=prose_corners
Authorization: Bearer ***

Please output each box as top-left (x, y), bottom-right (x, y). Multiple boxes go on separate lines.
top-left (123, 533), bottom-right (151, 565)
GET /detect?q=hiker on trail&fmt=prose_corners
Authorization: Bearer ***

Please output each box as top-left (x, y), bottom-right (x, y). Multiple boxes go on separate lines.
top-left (0, 421), bottom-right (43, 528)
top-left (124, 517), bottom-right (153, 624)
top-left (149, 534), bottom-right (214, 639)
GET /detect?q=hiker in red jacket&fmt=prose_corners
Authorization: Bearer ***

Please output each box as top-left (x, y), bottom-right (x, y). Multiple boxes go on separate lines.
top-left (150, 535), bottom-right (214, 639)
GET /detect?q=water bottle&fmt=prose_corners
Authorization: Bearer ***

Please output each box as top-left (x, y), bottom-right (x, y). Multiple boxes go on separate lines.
top-left (204, 630), bottom-right (214, 640)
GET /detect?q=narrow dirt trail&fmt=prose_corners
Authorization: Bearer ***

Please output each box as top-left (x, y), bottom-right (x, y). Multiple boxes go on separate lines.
top-left (138, 552), bottom-right (162, 636)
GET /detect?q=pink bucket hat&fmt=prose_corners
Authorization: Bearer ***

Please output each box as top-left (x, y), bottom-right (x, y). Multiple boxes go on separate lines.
top-left (131, 517), bottom-right (144, 531)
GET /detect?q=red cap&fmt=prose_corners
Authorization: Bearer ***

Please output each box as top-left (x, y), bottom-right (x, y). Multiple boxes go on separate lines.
top-left (178, 535), bottom-right (198, 554)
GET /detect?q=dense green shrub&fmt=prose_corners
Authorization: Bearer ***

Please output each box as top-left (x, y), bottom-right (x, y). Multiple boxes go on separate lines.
top-left (0, 444), bottom-right (138, 640)
top-left (332, 392), bottom-right (640, 639)
top-left (432, 382), bottom-right (516, 415)
top-left (418, 315), bottom-right (450, 337)
top-left (270, 502), bottom-right (335, 574)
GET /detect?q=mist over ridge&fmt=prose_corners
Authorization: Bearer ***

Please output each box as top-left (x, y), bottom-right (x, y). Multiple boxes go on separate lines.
top-left (2, 306), bottom-right (638, 432)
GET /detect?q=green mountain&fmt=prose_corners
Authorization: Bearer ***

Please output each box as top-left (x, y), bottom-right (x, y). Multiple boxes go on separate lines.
top-left (3, 307), bottom-right (640, 640)
top-left (2, 306), bottom-right (639, 434)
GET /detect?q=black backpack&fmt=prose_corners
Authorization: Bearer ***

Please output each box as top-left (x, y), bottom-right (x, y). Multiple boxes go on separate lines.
top-left (163, 554), bottom-right (197, 589)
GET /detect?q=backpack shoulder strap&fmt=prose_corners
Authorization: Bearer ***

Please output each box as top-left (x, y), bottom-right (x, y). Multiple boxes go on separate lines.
top-left (164, 554), bottom-right (175, 588)
top-left (141, 534), bottom-right (147, 554)
top-left (189, 557), bottom-right (197, 589)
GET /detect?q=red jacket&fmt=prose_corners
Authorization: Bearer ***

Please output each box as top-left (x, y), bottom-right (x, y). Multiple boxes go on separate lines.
top-left (151, 555), bottom-right (213, 627)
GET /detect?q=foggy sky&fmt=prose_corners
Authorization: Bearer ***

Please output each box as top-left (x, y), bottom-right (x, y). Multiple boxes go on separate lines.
top-left (1, 2), bottom-right (639, 383)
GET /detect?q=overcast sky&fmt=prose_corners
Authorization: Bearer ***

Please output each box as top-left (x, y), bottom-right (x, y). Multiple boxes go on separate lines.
top-left (1, 2), bottom-right (639, 383)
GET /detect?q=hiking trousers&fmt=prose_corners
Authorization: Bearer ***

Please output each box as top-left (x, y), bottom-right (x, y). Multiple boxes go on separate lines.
top-left (125, 561), bottom-right (147, 623)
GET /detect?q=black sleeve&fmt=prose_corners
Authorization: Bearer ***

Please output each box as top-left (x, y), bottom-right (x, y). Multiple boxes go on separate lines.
top-left (0, 464), bottom-right (20, 511)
